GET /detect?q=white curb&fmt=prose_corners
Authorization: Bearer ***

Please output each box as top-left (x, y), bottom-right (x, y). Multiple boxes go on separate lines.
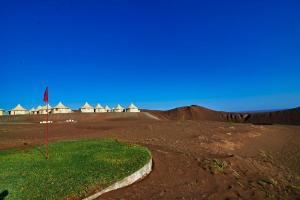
top-left (83, 158), bottom-right (152, 200)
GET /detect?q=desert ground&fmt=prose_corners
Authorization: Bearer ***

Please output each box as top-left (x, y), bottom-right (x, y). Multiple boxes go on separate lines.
top-left (0, 111), bottom-right (300, 199)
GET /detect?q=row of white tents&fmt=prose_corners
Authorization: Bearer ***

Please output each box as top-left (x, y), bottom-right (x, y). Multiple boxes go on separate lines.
top-left (0, 102), bottom-right (140, 116)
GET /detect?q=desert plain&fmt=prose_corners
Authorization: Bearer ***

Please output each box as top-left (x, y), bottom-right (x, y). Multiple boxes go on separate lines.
top-left (0, 106), bottom-right (300, 200)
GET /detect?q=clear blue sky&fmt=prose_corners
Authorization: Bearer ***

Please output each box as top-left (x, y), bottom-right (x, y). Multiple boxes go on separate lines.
top-left (0, 0), bottom-right (299, 111)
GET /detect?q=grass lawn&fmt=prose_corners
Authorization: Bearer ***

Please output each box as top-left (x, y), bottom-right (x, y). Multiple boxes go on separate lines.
top-left (0, 139), bottom-right (151, 200)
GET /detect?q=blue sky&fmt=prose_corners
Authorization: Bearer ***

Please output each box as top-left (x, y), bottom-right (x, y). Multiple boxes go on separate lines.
top-left (0, 0), bottom-right (299, 111)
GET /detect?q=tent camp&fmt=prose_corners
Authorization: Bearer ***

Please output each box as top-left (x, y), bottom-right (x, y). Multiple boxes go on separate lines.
top-left (104, 105), bottom-right (111, 112)
top-left (9, 104), bottom-right (29, 115)
top-left (95, 103), bottom-right (106, 113)
top-left (80, 102), bottom-right (94, 113)
top-left (126, 103), bottom-right (140, 112)
top-left (113, 104), bottom-right (124, 112)
top-left (52, 102), bottom-right (72, 114)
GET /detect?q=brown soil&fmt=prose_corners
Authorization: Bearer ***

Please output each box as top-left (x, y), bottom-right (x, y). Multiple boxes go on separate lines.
top-left (0, 111), bottom-right (300, 199)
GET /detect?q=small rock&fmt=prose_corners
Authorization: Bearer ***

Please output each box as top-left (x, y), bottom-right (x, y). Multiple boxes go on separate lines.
top-left (159, 189), bottom-right (166, 197)
top-left (159, 191), bottom-right (164, 196)
top-left (257, 180), bottom-right (267, 186)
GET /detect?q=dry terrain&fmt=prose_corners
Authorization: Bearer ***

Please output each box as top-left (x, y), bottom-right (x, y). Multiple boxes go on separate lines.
top-left (0, 109), bottom-right (300, 199)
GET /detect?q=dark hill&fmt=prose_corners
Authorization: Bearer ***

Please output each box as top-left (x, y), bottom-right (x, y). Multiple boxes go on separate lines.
top-left (144, 105), bottom-right (300, 125)
top-left (150, 105), bottom-right (222, 121)
top-left (245, 107), bottom-right (300, 125)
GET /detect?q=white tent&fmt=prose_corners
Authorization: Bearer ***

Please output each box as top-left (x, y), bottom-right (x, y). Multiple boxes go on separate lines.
top-left (80, 102), bottom-right (94, 113)
top-left (113, 104), bottom-right (124, 112)
top-left (9, 104), bottom-right (29, 115)
top-left (95, 103), bottom-right (106, 113)
top-left (38, 104), bottom-right (52, 115)
top-left (29, 107), bottom-right (36, 115)
top-left (52, 102), bottom-right (72, 114)
top-left (104, 105), bottom-right (111, 112)
top-left (0, 108), bottom-right (4, 116)
top-left (35, 105), bottom-right (42, 114)
top-left (126, 103), bottom-right (140, 113)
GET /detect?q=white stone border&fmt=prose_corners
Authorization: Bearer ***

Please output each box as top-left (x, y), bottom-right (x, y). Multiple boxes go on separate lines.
top-left (83, 158), bottom-right (152, 200)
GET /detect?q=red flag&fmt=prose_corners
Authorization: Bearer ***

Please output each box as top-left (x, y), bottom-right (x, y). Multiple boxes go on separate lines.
top-left (43, 86), bottom-right (48, 103)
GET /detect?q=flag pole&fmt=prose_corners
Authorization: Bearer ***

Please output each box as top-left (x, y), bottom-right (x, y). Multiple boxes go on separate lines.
top-left (43, 86), bottom-right (49, 160)
top-left (46, 102), bottom-right (49, 160)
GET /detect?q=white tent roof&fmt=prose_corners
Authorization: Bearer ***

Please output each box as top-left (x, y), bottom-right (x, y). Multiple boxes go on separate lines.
top-left (95, 103), bottom-right (103, 109)
top-left (0, 108), bottom-right (4, 111)
top-left (81, 102), bottom-right (93, 109)
top-left (30, 107), bottom-right (35, 112)
top-left (114, 104), bottom-right (124, 110)
top-left (41, 104), bottom-right (52, 110)
top-left (54, 102), bottom-right (69, 109)
top-left (11, 104), bottom-right (27, 111)
top-left (128, 103), bottom-right (138, 109)
top-left (36, 105), bottom-right (43, 111)
top-left (105, 105), bottom-right (111, 110)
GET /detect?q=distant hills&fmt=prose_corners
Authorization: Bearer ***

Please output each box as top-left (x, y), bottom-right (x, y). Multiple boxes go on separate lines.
top-left (144, 105), bottom-right (300, 125)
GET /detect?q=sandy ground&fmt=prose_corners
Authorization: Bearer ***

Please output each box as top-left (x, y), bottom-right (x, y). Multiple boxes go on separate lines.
top-left (0, 113), bottom-right (300, 199)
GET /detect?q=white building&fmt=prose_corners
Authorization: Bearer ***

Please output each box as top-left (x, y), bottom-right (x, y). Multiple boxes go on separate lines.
top-left (104, 105), bottom-right (111, 112)
top-left (9, 104), bottom-right (29, 115)
top-left (95, 103), bottom-right (106, 113)
top-left (0, 109), bottom-right (4, 116)
top-left (80, 102), bottom-right (94, 113)
top-left (113, 104), bottom-right (124, 112)
top-left (52, 102), bottom-right (72, 114)
top-left (126, 103), bottom-right (140, 112)
top-left (38, 104), bottom-right (52, 115)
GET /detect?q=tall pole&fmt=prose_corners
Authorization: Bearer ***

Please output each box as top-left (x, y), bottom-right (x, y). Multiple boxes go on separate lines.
top-left (45, 102), bottom-right (49, 160)
top-left (43, 86), bottom-right (49, 160)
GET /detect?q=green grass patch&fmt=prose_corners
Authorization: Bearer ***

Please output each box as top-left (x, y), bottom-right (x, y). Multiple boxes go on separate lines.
top-left (0, 139), bottom-right (151, 200)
